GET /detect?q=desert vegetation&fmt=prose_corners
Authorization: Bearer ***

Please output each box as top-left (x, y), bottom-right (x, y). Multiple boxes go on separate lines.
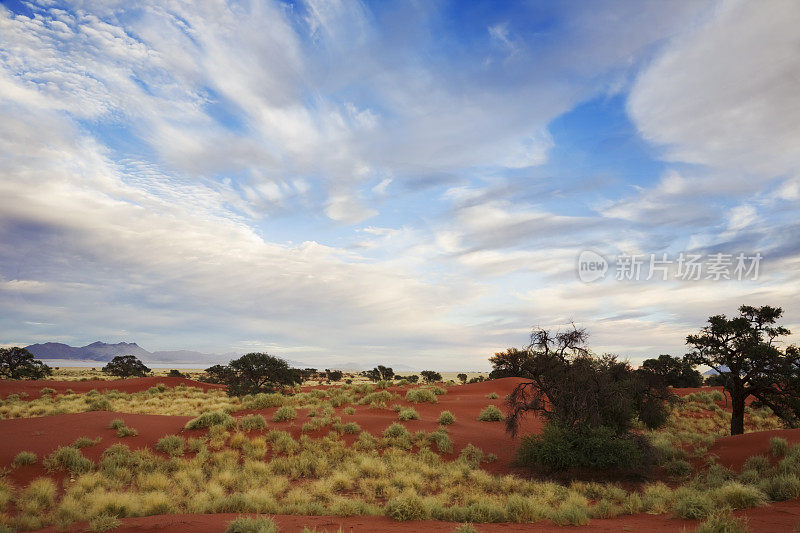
top-left (0, 305), bottom-right (799, 532)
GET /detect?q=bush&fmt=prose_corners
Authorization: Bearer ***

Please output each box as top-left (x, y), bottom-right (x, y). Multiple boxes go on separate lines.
top-left (770, 437), bottom-right (789, 457)
top-left (12, 451), bottom-right (36, 466)
top-left (429, 429), bottom-right (453, 454)
top-left (459, 443), bottom-right (485, 468)
top-left (672, 488), bottom-right (713, 519)
top-left (478, 405), bottom-right (504, 421)
top-left (86, 397), bottom-right (112, 411)
top-left (664, 458), bottom-right (693, 477)
top-left (167, 369), bottom-right (186, 378)
top-left (344, 406), bottom-right (356, 415)
top-left (240, 414), bottom-right (267, 431)
top-left (109, 419), bottom-right (125, 430)
top-left (486, 392), bottom-right (498, 399)
top-left (116, 426), bottom-right (137, 438)
top-left (438, 411), bottom-right (456, 425)
top-left (43, 446), bottom-right (93, 475)
top-left (155, 435), bottom-right (185, 456)
top-left (398, 408), bottom-right (419, 421)
top-left (383, 422), bottom-right (410, 439)
top-left (386, 493), bottom-right (428, 521)
top-left (89, 514), bottom-right (122, 532)
top-left (273, 406), bottom-right (297, 422)
top-left (341, 422), bottom-right (361, 434)
top-left (244, 393), bottom-right (284, 409)
top-left (185, 410), bottom-right (236, 430)
top-left (516, 424), bottom-right (653, 473)
top-left (405, 388), bottom-right (438, 404)
top-left (711, 482), bottom-right (767, 509)
top-left (40, 387), bottom-right (56, 395)
top-left (758, 474), bottom-right (800, 501)
top-left (224, 516), bottom-right (279, 533)
top-left (695, 510), bottom-right (749, 533)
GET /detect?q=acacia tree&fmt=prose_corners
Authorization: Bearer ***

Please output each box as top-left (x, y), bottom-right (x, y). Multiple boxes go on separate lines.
top-left (685, 305), bottom-right (800, 435)
top-left (506, 325), bottom-right (669, 437)
top-left (364, 365), bottom-right (394, 382)
top-left (488, 348), bottom-right (529, 378)
top-left (222, 352), bottom-right (302, 396)
top-left (420, 370), bottom-right (442, 383)
top-left (0, 347), bottom-right (52, 380)
top-left (457, 373), bottom-right (468, 384)
top-left (638, 354), bottom-right (703, 388)
top-left (102, 355), bottom-right (150, 377)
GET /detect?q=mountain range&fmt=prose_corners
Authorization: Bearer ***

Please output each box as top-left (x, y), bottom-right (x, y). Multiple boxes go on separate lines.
top-left (23, 341), bottom-right (423, 371)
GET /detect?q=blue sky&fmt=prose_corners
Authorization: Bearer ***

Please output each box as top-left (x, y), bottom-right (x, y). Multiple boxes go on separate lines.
top-left (1, 0), bottom-right (799, 369)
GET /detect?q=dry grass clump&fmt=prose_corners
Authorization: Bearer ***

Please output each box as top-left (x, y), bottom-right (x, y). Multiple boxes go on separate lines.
top-left (239, 414), bottom-right (267, 431)
top-left (438, 411), bottom-right (456, 425)
top-left (12, 451), bottom-right (37, 466)
top-left (398, 408), bottom-right (419, 421)
top-left (477, 405), bottom-right (503, 422)
top-left (695, 510), bottom-right (749, 533)
top-left (486, 392), bottom-right (499, 399)
top-left (770, 436), bottom-right (789, 457)
top-left (88, 513), bottom-right (121, 531)
top-left (185, 410), bottom-right (237, 430)
top-left (272, 406), bottom-right (297, 422)
top-left (155, 435), bottom-right (185, 456)
top-left (225, 516), bottom-right (279, 533)
top-left (405, 388), bottom-right (438, 404)
top-left (43, 446), bottom-right (93, 475)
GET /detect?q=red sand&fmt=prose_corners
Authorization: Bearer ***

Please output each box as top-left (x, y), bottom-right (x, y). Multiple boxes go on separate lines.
top-left (0, 376), bottom-right (223, 399)
top-left (0, 411), bottom-right (192, 486)
top-left (708, 428), bottom-right (800, 471)
top-left (3, 377), bottom-right (800, 531)
top-left (32, 499), bottom-right (800, 533)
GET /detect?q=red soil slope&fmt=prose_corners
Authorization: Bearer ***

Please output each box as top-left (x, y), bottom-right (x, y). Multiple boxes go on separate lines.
top-left (0, 411), bottom-right (192, 486)
top-left (708, 428), bottom-right (800, 471)
top-left (0, 376), bottom-right (223, 399)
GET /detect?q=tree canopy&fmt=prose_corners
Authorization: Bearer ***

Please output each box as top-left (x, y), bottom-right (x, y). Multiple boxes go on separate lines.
top-left (215, 352), bottom-right (302, 396)
top-left (638, 354), bottom-right (703, 388)
top-left (0, 347), bottom-right (52, 380)
top-left (420, 370), bottom-right (442, 383)
top-left (102, 355), bottom-right (150, 377)
top-left (685, 305), bottom-right (800, 435)
top-left (488, 348), bottom-right (529, 379)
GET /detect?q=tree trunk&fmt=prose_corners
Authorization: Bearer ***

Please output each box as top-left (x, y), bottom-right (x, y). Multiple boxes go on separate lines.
top-left (730, 390), bottom-right (746, 436)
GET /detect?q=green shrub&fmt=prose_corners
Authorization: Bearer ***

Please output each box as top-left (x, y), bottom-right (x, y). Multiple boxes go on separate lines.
top-left (459, 443), bottom-right (485, 468)
top-left (405, 388), bottom-right (438, 404)
top-left (89, 514), bottom-right (122, 532)
top-left (672, 488), bottom-right (713, 519)
top-left (758, 474), bottom-right (800, 501)
top-left (477, 405), bottom-right (503, 421)
top-left (224, 516), bottom-right (279, 533)
top-left (429, 429), bottom-right (453, 454)
top-left (770, 437), bottom-right (789, 457)
top-left (40, 387), bottom-right (56, 395)
top-left (244, 393), bottom-right (284, 409)
top-left (438, 411), bottom-right (456, 425)
top-left (341, 422), bottom-right (361, 434)
top-left (185, 410), bottom-right (236, 430)
top-left (344, 407), bottom-right (355, 415)
top-left (664, 458), bottom-right (693, 477)
top-left (12, 451), bottom-right (36, 466)
top-left (116, 426), bottom-right (138, 438)
top-left (86, 397), bottom-right (112, 411)
top-left (695, 510), bottom-right (749, 533)
top-left (239, 414), bottom-right (267, 431)
top-left (155, 435), bottom-right (185, 456)
top-left (398, 408), bottom-right (419, 421)
top-left (273, 406), bottom-right (297, 422)
top-left (386, 493), bottom-right (428, 521)
top-left (73, 436), bottom-right (102, 448)
top-left (43, 446), bottom-right (93, 475)
top-left (742, 455), bottom-right (770, 473)
top-left (516, 424), bottom-right (652, 473)
top-left (383, 422), bottom-right (410, 439)
top-left (711, 482), bottom-right (767, 509)
top-left (109, 419), bottom-right (125, 430)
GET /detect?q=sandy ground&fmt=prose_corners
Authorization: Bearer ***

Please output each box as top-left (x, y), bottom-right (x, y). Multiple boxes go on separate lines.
top-left (1, 377), bottom-right (798, 531)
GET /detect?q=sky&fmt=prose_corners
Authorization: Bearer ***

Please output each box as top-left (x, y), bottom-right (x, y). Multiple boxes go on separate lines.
top-left (1, 0), bottom-right (799, 370)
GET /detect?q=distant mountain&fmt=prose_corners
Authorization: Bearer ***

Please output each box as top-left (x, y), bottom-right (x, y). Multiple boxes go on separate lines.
top-left (25, 341), bottom-right (226, 365)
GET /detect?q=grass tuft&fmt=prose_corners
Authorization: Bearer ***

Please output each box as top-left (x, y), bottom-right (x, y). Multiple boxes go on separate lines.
top-left (477, 405), bottom-right (504, 422)
top-left (185, 410), bottom-right (237, 430)
top-left (438, 411), bottom-right (456, 425)
top-left (12, 451), bottom-right (37, 466)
